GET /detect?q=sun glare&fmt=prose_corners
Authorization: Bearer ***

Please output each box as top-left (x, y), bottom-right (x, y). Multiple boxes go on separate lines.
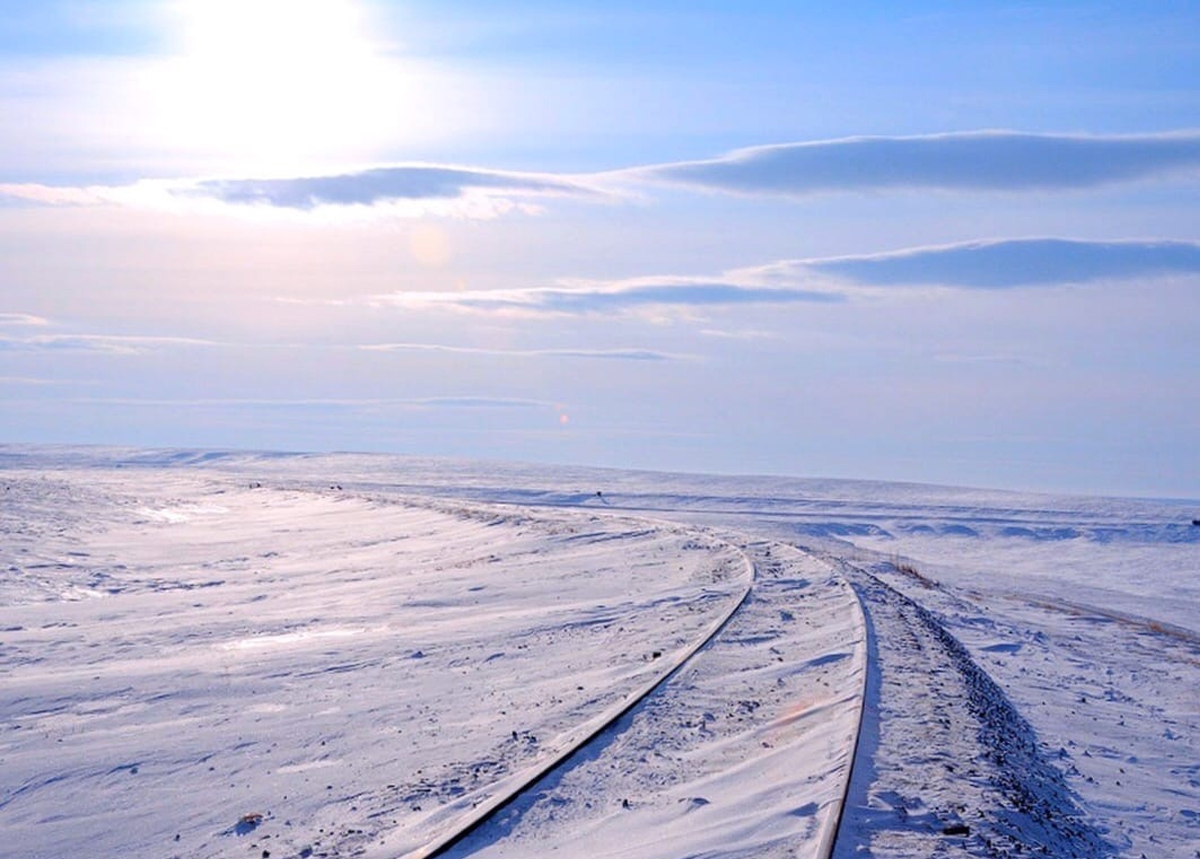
top-left (154, 0), bottom-right (410, 171)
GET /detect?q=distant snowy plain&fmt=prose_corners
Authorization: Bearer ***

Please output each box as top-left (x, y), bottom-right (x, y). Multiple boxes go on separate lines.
top-left (1, 446), bottom-right (1196, 858)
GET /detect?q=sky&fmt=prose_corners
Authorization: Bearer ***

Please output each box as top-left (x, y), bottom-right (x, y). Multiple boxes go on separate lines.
top-left (2, 0), bottom-right (1200, 498)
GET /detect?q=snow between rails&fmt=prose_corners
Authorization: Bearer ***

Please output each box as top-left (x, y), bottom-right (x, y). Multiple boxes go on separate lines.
top-left (437, 539), bottom-right (868, 859)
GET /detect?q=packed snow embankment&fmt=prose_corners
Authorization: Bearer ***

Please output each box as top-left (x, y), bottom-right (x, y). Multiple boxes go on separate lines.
top-left (853, 554), bottom-right (1200, 859)
top-left (0, 471), bottom-right (750, 859)
top-left (434, 540), bottom-right (867, 859)
top-left (833, 561), bottom-right (1115, 858)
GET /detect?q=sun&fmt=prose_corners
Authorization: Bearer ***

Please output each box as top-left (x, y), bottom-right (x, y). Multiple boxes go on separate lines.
top-left (153, 0), bottom-right (410, 171)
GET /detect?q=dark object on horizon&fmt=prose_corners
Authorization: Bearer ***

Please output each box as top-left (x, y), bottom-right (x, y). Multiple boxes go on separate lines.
top-left (1192, 518), bottom-right (1200, 526)
top-left (941, 824), bottom-right (970, 836)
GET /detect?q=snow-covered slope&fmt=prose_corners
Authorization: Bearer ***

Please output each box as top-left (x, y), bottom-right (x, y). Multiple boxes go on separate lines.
top-left (2, 467), bottom-right (752, 858)
top-left (2, 446), bottom-right (1196, 858)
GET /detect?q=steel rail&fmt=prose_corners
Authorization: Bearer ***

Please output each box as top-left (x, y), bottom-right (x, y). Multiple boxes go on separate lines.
top-left (392, 533), bottom-right (757, 859)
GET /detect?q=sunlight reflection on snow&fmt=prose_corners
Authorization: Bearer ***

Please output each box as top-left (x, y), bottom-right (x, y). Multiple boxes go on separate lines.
top-left (136, 504), bottom-right (229, 523)
top-left (216, 626), bottom-right (368, 651)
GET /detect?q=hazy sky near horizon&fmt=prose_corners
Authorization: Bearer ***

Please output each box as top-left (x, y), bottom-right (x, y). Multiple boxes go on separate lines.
top-left (3, 0), bottom-right (1200, 497)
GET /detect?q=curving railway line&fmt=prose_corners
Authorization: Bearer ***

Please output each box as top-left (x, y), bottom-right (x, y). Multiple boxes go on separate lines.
top-left (395, 537), bottom-right (868, 859)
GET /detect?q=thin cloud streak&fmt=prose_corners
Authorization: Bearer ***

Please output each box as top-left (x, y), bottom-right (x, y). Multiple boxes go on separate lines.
top-left (61, 396), bottom-right (550, 410)
top-left (415, 397), bottom-right (548, 409)
top-left (0, 334), bottom-right (222, 354)
top-left (932, 353), bottom-right (1047, 367)
top-left (0, 169), bottom-right (598, 219)
top-left (377, 279), bottom-right (844, 316)
top-left (0, 180), bottom-right (175, 208)
top-left (191, 165), bottom-right (597, 209)
top-left (698, 328), bottom-right (779, 341)
top-left (629, 131), bottom-right (1200, 196)
top-left (772, 238), bottom-right (1200, 289)
top-left (0, 376), bottom-right (78, 385)
top-left (360, 342), bottom-right (679, 361)
top-left (0, 312), bottom-right (50, 326)
top-left (369, 238), bottom-right (1200, 318)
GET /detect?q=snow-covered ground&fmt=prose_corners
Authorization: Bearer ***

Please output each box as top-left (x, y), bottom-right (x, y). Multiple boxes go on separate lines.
top-left (2, 445), bottom-right (1197, 858)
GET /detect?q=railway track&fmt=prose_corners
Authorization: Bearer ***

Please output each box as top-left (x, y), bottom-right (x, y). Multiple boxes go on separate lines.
top-left (390, 538), bottom-right (868, 859)
top-left (403, 539), bottom-right (755, 859)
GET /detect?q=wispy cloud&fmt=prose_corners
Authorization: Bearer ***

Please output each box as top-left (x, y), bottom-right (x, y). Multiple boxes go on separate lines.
top-left (10, 131), bottom-right (1200, 218)
top-left (697, 328), bottom-right (779, 341)
top-left (365, 238), bottom-right (1200, 318)
top-left (0, 165), bottom-right (600, 219)
top-left (629, 131), bottom-right (1200, 197)
top-left (375, 277), bottom-right (843, 317)
top-left (65, 396), bottom-right (549, 410)
top-left (757, 238), bottom-right (1200, 289)
top-left (0, 376), bottom-right (78, 385)
top-left (359, 342), bottom-right (679, 361)
top-left (0, 334), bottom-right (221, 354)
top-left (932, 353), bottom-right (1047, 367)
top-left (0, 183), bottom-right (108, 206)
top-left (189, 165), bottom-right (595, 209)
top-left (412, 397), bottom-right (548, 409)
top-left (0, 312), bottom-right (50, 327)
top-left (0, 180), bottom-right (175, 208)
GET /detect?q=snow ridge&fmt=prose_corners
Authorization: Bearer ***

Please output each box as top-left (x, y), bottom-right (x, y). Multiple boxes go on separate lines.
top-left (836, 563), bottom-right (1115, 857)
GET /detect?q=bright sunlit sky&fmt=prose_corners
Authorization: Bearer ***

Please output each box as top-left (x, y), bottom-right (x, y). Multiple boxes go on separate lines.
top-left (3, 1), bottom-right (1200, 497)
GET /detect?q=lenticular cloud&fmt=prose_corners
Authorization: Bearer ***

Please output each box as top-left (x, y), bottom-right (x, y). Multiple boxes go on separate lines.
top-left (194, 166), bottom-right (591, 209)
top-left (799, 238), bottom-right (1200, 288)
top-left (634, 131), bottom-right (1200, 196)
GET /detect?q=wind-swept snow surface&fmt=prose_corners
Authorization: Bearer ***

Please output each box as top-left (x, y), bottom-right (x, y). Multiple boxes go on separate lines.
top-left (1, 468), bottom-right (752, 858)
top-left (439, 542), bottom-right (864, 859)
top-left (2, 446), bottom-right (1197, 858)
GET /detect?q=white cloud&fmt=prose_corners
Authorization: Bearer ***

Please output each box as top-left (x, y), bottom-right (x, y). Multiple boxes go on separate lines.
top-left (0, 312), bottom-right (50, 327)
top-left (64, 395), bottom-right (551, 410)
top-left (757, 238), bottom-right (1200, 289)
top-left (0, 166), bottom-right (603, 221)
top-left (372, 276), bottom-right (844, 317)
top-left (359, 342), bottom-right (680, 361)
top-left (10, 131), bottom-right (1200, 220)
top-left (625, 131), bottom-right (1200, 196)
top-left (0, 376), bottom-right (77, 385)
top-left (0, 334), bottom-right (221, 354)
top-left (697, 328), bottom-right (779, 341)
top-left (189, 165), bottom-right (599, 209)
top-left (359, 237), bottom-right (1200, 319)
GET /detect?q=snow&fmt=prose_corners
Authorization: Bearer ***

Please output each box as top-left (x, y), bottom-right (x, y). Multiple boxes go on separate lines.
top-left (437, 542), bottom-right (864, 859)
top-left (2, 445), bottom-right (1197, 858)
top-left (2, 465), bottom-right (750, 858)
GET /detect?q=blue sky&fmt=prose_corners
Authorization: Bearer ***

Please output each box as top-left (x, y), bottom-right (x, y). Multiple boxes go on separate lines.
top-left (2, 1), bottom-right (1200, 497)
